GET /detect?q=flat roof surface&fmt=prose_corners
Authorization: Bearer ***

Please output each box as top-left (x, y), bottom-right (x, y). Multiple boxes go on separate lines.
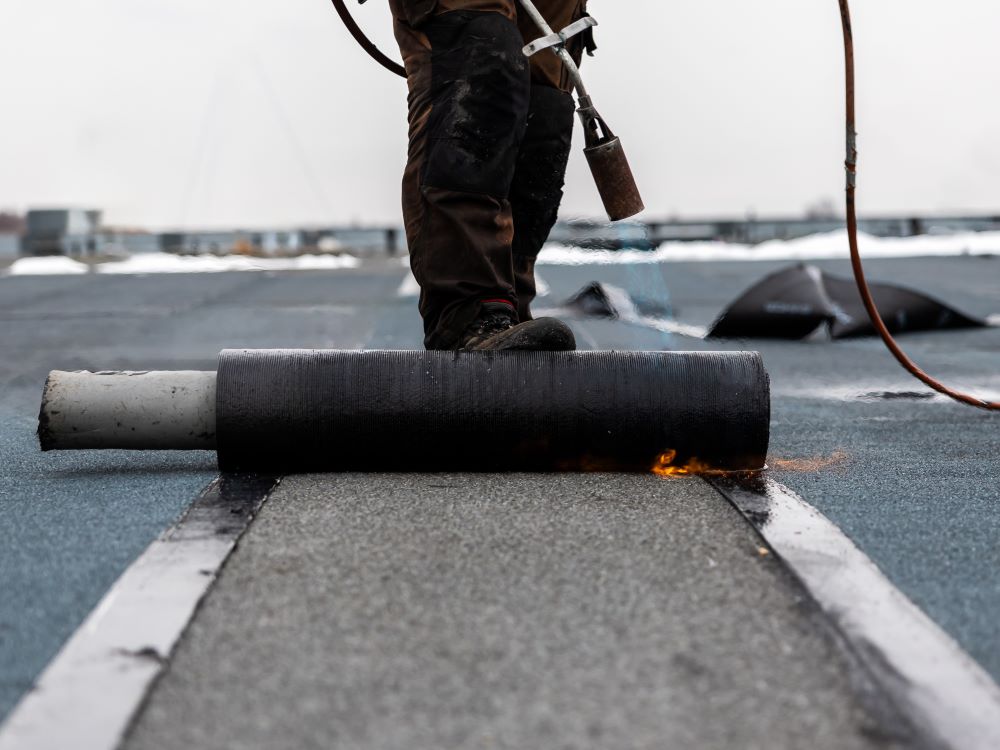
top-left (1, 252), bottom-right (997, 746)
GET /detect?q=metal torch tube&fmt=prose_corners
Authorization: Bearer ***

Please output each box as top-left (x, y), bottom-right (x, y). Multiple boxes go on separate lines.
top-left (516, 0), bottom-right (589, 100)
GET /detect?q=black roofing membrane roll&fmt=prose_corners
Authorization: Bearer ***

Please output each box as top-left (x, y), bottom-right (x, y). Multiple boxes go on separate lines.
top-left (216, 350), bottom-right (770, 473)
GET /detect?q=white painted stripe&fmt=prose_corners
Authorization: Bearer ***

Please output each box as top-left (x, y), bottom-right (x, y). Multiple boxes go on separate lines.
top-left (0, 476), bottom-right (278, 750)
top-left (710, 477), bottom-right (1000, 750)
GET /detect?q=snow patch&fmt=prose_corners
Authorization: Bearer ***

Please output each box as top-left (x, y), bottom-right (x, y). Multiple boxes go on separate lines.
top-left (7, 256), bottom-right (88, 275)
top-left (537, 229), bottom-right (1000, 265)
top-left (277, 254), bottom-right (360, 272)
top-left (4, 253), bottom-right (362, 277)
top-left (96, 253), bottom-right (360, 275)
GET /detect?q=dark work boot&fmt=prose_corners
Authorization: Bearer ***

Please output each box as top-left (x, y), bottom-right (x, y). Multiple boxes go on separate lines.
top-left (456, 302), bottom-right (576, 352)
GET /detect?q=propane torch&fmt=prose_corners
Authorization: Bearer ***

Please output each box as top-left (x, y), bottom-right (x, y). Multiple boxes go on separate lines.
top-left (518, 0), bottom-right (645, 221)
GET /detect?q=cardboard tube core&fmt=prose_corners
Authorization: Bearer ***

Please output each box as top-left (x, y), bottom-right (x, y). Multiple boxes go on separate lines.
top-left (39, 370), bottom-right (217, 451)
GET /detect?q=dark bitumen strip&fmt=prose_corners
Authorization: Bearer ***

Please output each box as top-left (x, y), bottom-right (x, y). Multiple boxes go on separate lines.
top-left (708, 474), bottom-right (1000, 750)
top-left (0, 474), bottom-right (279, 750)
top-left (858, 390), bottom-right (936, 401)
top-left (216, 349), bottom-right (770, 473)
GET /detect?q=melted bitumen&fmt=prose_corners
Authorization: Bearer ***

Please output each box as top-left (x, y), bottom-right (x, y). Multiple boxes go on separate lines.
top-left (858, 390), bottom-right (937, 401)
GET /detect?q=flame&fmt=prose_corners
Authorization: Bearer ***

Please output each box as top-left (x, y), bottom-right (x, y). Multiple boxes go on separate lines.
top-left (651, 449), bottom-right (726, 478)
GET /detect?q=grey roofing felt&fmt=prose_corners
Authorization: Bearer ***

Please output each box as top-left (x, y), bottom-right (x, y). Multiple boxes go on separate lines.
top-left (124, 473), bottom-right (907, 750)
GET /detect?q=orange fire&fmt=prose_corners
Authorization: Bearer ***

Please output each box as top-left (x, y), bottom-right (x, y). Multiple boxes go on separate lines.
top-left (651, 449), bottom-right (726, 477)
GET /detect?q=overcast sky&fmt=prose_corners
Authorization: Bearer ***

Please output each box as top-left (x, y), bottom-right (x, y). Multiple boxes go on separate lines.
top-left (2, 0), bottom-right (999, 229)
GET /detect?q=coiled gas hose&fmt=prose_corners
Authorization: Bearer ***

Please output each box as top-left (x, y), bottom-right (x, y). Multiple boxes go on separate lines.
top-left (837, 0), bottom-right (997, 410)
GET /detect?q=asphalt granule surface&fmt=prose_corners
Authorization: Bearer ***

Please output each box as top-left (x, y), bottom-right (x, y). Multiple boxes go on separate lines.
top-left (124, 473), bottom-right (902, 750)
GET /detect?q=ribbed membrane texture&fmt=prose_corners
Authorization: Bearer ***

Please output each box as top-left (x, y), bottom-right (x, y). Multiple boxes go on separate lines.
top-left (216, 350), bottom-right (770, 473)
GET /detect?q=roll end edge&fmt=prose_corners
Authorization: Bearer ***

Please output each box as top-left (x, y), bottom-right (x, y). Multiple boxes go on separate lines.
top-left (37, 371), bottom-right (60, 452)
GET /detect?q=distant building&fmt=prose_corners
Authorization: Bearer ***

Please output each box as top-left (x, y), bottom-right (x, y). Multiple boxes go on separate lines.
top-left (549, 219), bottom-right (655, 250)
top-left (12, 205), bottom-right (999, 261)
top-left (0, 233), bottom-right (18, 258)
top-left (159, 229), bottom-right (305, 256)
top-left (98, 230), bottom-right (161, 256)
top-left (1, 212), bottom-right (24, 258)
top-left (645, 214), bottom-right (1000, 246)
top-left (312, 227), bottom-right (400, 256)
top-left (22, 209), bottom-right (102, 256)
top-left (157, 227), bottom-right (399, 256)
top-left (0, 212), bottom-right (24, 234)
top-left (159, 231), bottom-right (240, 255)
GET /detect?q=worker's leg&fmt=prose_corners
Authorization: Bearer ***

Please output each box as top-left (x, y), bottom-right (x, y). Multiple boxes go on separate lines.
top-left (391, 0), bottom-right (529, 350)
top-left (509, 85), bottom-right (574, 320)
top-left (510, 0), bottom-right (587, 320)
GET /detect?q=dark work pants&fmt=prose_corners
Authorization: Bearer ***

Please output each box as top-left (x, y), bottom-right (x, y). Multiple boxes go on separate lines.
top-left (390, 0), bottom-right (582, 349)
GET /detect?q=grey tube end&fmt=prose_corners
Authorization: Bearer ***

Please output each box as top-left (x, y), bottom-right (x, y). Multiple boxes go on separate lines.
top-left (38, 370), bottom-right (218, 452)
top-left (37, 372), bottom-right (59, 452)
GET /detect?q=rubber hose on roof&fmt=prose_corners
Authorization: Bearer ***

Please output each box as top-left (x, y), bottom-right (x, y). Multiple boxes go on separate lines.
top-left (215, 349), bottom-right (770, 473)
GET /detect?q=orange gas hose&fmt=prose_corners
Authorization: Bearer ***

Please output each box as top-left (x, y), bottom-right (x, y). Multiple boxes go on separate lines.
top-left (837, 0), bottom-right (998, 410)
